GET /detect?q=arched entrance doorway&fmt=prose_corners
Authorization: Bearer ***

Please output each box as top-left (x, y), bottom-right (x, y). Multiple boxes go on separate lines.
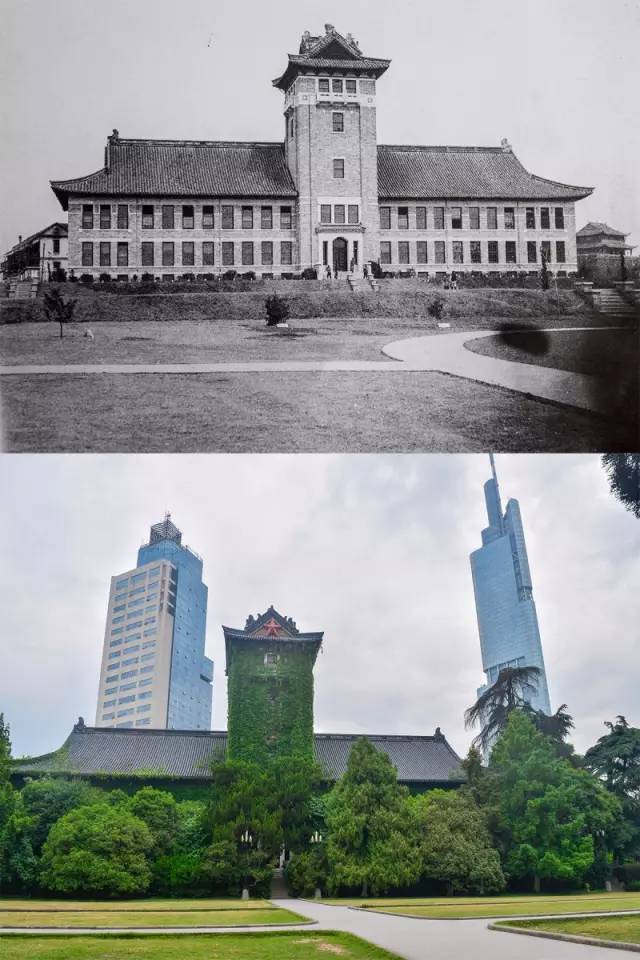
top-left (332, 237), bottom-right (348, 275)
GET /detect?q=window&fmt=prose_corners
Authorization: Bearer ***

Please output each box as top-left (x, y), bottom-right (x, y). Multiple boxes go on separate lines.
top-left (52, 237), bottom-right (60, 254)
top-left (332, 78), bottom-right (343, 93)
top-left (556, 240), bottom-right (566, 263)
top-left (182, 205), bottom-right (194, 229)
top-left (416, 206), bottom-right (427, 230)
top-left (182, 242), bottom-right (194, 266)
top-left (280, 206), bottom-right (292, 229)
top-left (434, 241), bottom-right (446, 264)
top-left (241, 241), bottom-right (254, 265)
top-left (264, 652), bottom-right (278, 666)
top-left (346, 79), bottom-right (357, 94)
top-left (117, 242), bottom-right (128, 267)
top-left (141, 653), bottom-right (155, 663)
top-left (280, 241), bottom-right (292, 265)
top-left (103, 699), bottom-right (116, 708)
top-left (380, 241), bottom-right (392, 264)
top-left (261, 206), bottom-right (273, 229)
top-left (452, 241), bottom-right (464, 263)
top-left (162, 242), bottom-right (175, 267)
top-left (380, 207), bottom-right (391, 230)
top-left (141, 242), bottom-right (154, 267)
top-left (487, 207), bottom-right (498, 230)
top-left (526, 207), bottom-right (536, 229)
top-left (136, 718), bottom-right (151, 726)
top-left (504, 208), bottom-right (515, 229)
top-left (82, 204), bottom-right (94, 229)
top-left (102, 712), bottom-right (115, 721)
top-left (555, 207), bottom-right (565, 229)
top-left (222, 241), bottom-right (234, 265)
top-left (527, 241), bottom-right (537, 263)
top-left (242, 206), bottom-right (254, 229)
top-left (81, 242), bottom-right (93, 267)
top-left (417, 241), bottom-right (427, 264)
top-left (108, 652), bottom-right (120, 661)
top-left (137, 704), bottom-right (151, 713)
top-left (202, 205), bottom-right (214, 229)
top-left (260, 240), bottom-right (273, 266)
top-left (117, 708), bottom-right (134, 718)
top-left (333, 158), bottom-right (345, 179)
top-left (541, 240), bottom-right (551, 262)
top-left (222, 205), bottom-right (234, 229)
top-left (99, 242), bottom-right (111, 267)
top-left (100, 204), bottom-right (111, 229)
top-left (506, 241), bottom-right (517, 263)
top-left (540, 207), bottom-right (550, 229)
top-left (120, 682), bottom-right (136, 691)
top-left (470, 241), bottom-right (482, 263)
top-left (398, 207), bottom-right (409, 230)
top-left (105, 686), bottom-right (117, 695)
top-left (142, 205), bottom-right (154, 229)
top-left (320, 204), bottom-right (332, 224)
top-left (162, 205), bottom-right (174, 229)
top-left (334, 204), bottom-right (346, 225)
top-left (332, 112), bottom-right (344, 132)
top-left (118, 695), bottom-right (136, 705)
top-left (451, 207), bottom-right (463, 229)
top-left (348, 204), bottom-right (359, 224)
top-left (140, 665), bottom-right (154, 675)
top-left (289, 117), bottom-right (294, 138)
top-left (202, 241), bottom-right (214, 266)
top-left (434, 207), bottom-right (445, 230)
top-left (398, 241), bottom-right (410, 264)
top-left (319, 78), bottom-right (330, 93)
top-left (139, 678), bottom-right (152, 687)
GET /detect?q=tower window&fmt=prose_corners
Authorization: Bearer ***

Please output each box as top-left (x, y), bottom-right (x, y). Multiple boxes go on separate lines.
top-left (348, 204), bottom-right (359, 224)
top-left (318, 78), bottom-right (330, 93)
top-left (334, 204), bottom-right (346, 225)
top-left (333, 158), bottom-right (345, 179)
top-left (332, 112), bottom-right (344, 132)
top-left (346, 79), bottom-right (357, 94)
top-left (320, 204), bottom-right (332, 224)
top-left (332, 78), bottom-right (343, 93)
top-left (264, 652), bottom-right (278, 666)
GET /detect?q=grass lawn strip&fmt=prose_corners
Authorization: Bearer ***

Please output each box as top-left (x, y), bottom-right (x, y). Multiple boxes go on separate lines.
top-left (0, 931), bottom-right (402, 959)
top-left (0, 898), bottom-right (273, 912)
top-left (494, 914), bottom-right (640, 950)
top-left (0, 907), bottom-right (308, 928)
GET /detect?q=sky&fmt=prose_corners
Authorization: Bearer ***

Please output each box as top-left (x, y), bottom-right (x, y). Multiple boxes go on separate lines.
top-left (0, 452), bottom-right (637, 761)
top-left (1, 0), bottom-right (639, 255)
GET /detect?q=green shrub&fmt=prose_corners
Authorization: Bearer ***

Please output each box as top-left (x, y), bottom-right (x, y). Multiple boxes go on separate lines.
top-left (265, 293), bottom-right (290, 326)
top-left (152, 852), bottom-right (206, 896)
top-left (285, 846), bottom-right (328, 897)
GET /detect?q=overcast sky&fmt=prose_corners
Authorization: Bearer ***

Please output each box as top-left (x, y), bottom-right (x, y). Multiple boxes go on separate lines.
top-left (0, 453), bottom-right (637, 761)
top-left (1, 0), bottom-right (638, 254)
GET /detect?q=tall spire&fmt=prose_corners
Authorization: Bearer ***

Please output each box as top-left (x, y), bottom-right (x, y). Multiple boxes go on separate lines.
top-left (489, 453), bottom-right (503, 520)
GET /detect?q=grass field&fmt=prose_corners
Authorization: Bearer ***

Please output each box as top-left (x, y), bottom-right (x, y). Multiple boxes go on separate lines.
top-left (0, 898), bottom-right (274, 911)
top-left (1, 369), bottom-right (631, 453)
top-left (321, 891), bottom-right (640, 920)
top-left (0, 931), bottom-right (400, 960)
top-left (501, 914), bottom-right (640, 945)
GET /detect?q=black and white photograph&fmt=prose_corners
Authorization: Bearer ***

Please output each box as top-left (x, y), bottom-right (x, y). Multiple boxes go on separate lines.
top-left (0, 1), bottom-right (639, 958)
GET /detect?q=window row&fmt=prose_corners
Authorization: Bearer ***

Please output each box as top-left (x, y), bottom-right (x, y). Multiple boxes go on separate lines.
top-left (379, 206), bottom-right (566, 231)
top-left (82, 240), bottom-right (295, 268)
top-left (319, 203), bottom-right (360, 225)
top-left (81, 204), bottom-right (293, 231)
top-left (379, 239), bottom-right (567, 265)
top-left (318, 77), bottom-right (359, 95)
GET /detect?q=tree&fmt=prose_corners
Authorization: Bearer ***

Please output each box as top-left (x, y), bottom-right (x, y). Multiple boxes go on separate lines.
top-left (0, 715), bottom-right (17, 890)
top-left (19, 777), bottom-right (100, 855)
top-left (266, 755), bottom-right (325, 855)
top-left (42, 288), bottom-right (76, 338)
top-left (128, 787), bottom-right (178, 859)
top-left (540, 249), bottom-right (550, 290)
top-left (584, 717), bottom-right (640, 861)
top-left (490, 712), bottom-right (620, 891)
top-left (525, 704), bottom-right (576, 760)
top-left (464, 665), bottom-right (542, 753)
top-left (601, 455), bottom-right (640, 519)
top-left (285, 844), bottom-right (328, 898)
top-left (412, 789), bottom-right (505, 895)
top-left (40, 803), bottom-right (153, 896)
top-left (325, 738), bottom-right (421, 897)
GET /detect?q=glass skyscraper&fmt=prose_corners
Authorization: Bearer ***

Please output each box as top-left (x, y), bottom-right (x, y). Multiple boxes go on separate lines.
top-left (470, 455), bottom-right (551, 715)
top-left (95, 516), bottom-right (213, 730)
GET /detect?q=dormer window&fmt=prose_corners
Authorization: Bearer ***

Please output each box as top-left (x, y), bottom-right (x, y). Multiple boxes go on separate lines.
top-left (319, 78), bottom-right (330, 93)
top-left (332, 78), bottom-right (343, 94)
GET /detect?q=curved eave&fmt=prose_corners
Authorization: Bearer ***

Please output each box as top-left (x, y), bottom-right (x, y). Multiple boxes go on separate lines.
top-left (273, 59), bottom-right (390, 91)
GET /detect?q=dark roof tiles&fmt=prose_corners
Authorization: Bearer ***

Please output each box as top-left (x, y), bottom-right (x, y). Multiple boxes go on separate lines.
top-left (13, 726), bottom-right (464, 785)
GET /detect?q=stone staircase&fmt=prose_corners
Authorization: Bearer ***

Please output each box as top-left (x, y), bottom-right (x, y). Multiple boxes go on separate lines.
top-left (347, 275), bottom-right (379, 293)
top-left (592, 288), bottom-right (637, 317)
top-left (270, 866), bottom-right (288, 899)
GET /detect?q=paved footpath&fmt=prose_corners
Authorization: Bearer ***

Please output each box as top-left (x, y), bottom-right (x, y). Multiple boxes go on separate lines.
top-left (1, 900), bottom-right (638, 957)
top-left (0, 326), bottom-right (623, 414)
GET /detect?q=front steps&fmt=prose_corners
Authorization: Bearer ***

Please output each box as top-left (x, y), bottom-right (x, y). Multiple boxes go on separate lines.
top-left (347, 275), bottom-right (378, 292)
top-left (270, 866), bottom-right (288, 899)
top-left (592, 288), bottom-right (637, 317)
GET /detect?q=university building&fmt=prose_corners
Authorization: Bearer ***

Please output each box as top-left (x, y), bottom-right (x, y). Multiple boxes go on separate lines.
top-left (50, 25), bottom-right (592, 280)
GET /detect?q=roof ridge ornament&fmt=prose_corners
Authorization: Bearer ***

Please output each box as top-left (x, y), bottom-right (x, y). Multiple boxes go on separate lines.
top-left (501, 137), bottom-right (512, 153)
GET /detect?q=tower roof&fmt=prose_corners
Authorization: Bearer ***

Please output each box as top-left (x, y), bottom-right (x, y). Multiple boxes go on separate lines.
top-left (273, 25), bottom-right (390, 90)
top-left (222, 606), bottom-right (323, 673)
top-left (147, 513), bottom-right (182, 547)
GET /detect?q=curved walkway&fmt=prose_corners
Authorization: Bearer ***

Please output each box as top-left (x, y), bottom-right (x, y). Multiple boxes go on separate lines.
top-left (0, 326), bottom-right (624, 414)
top-left (1, 900), bottom-right (638, 957)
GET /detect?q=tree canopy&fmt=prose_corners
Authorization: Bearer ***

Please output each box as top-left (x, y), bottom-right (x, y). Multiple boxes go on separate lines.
top-left (601, 454), bottom-right (640, 519)
top-left (464, 664), bottom-right (542, 752)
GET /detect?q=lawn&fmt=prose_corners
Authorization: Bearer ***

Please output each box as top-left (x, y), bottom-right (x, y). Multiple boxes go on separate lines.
top-left (1, 370), bottom-right (632, 453)
top-left (321, 891), bottom-right (640, 920)
top-left (0, 931), bottom-right (400, 960)
top-left (500, 914), bottom-right (640, 945)
top-left (0, 908), bottom-right (305, 928)
top-left (0, 898), bottom-right (274, 911)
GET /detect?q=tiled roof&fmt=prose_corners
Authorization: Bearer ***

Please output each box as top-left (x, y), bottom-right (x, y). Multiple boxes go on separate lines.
top-left (4, 222), bottom-right (67, 257)
top-left (287, 55), bottom-right (391, 71)
top-left (577, 221), bottom-right (627, 238)
top-left (12, 726), bottom-right (464, 785)
top-left (51, 139), bottom-right (297, 209)
top-left (377, 145), bottom-right (593, 200)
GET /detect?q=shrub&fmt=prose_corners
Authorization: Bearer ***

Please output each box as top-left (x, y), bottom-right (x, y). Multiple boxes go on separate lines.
top-left (243, 271), bottom-right (256, 281)
top-left (285, 846), bottom-right (328, 897)
top-left (99, 273), bottom-right (111, 283)
top-left (80, 274), bottom-right (94, 285)
top-left (370, 261), bottom-right (383, 279)
top-left (181, 273), bottom-right (195, 282)
top-left (152, 852), bottom-right (206, 896)
top-left (141, 273), bottom-right (155, 283)
top-left (427, 296), bottom-right (445, 321)
top-left (223, 270), bottom-right (238, 281)
top-left (265, 293), bottom-right (290, 326)
top-left (301, 267), bottom-right (318, 280)
top-left (128, 787), bottom-right (178, 859)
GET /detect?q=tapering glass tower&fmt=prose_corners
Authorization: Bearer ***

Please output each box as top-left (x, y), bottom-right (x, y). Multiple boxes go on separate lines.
top-left (95, 515), bottom-right (213, 730)
top-left (470, 456), bottom-right (551, 715)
